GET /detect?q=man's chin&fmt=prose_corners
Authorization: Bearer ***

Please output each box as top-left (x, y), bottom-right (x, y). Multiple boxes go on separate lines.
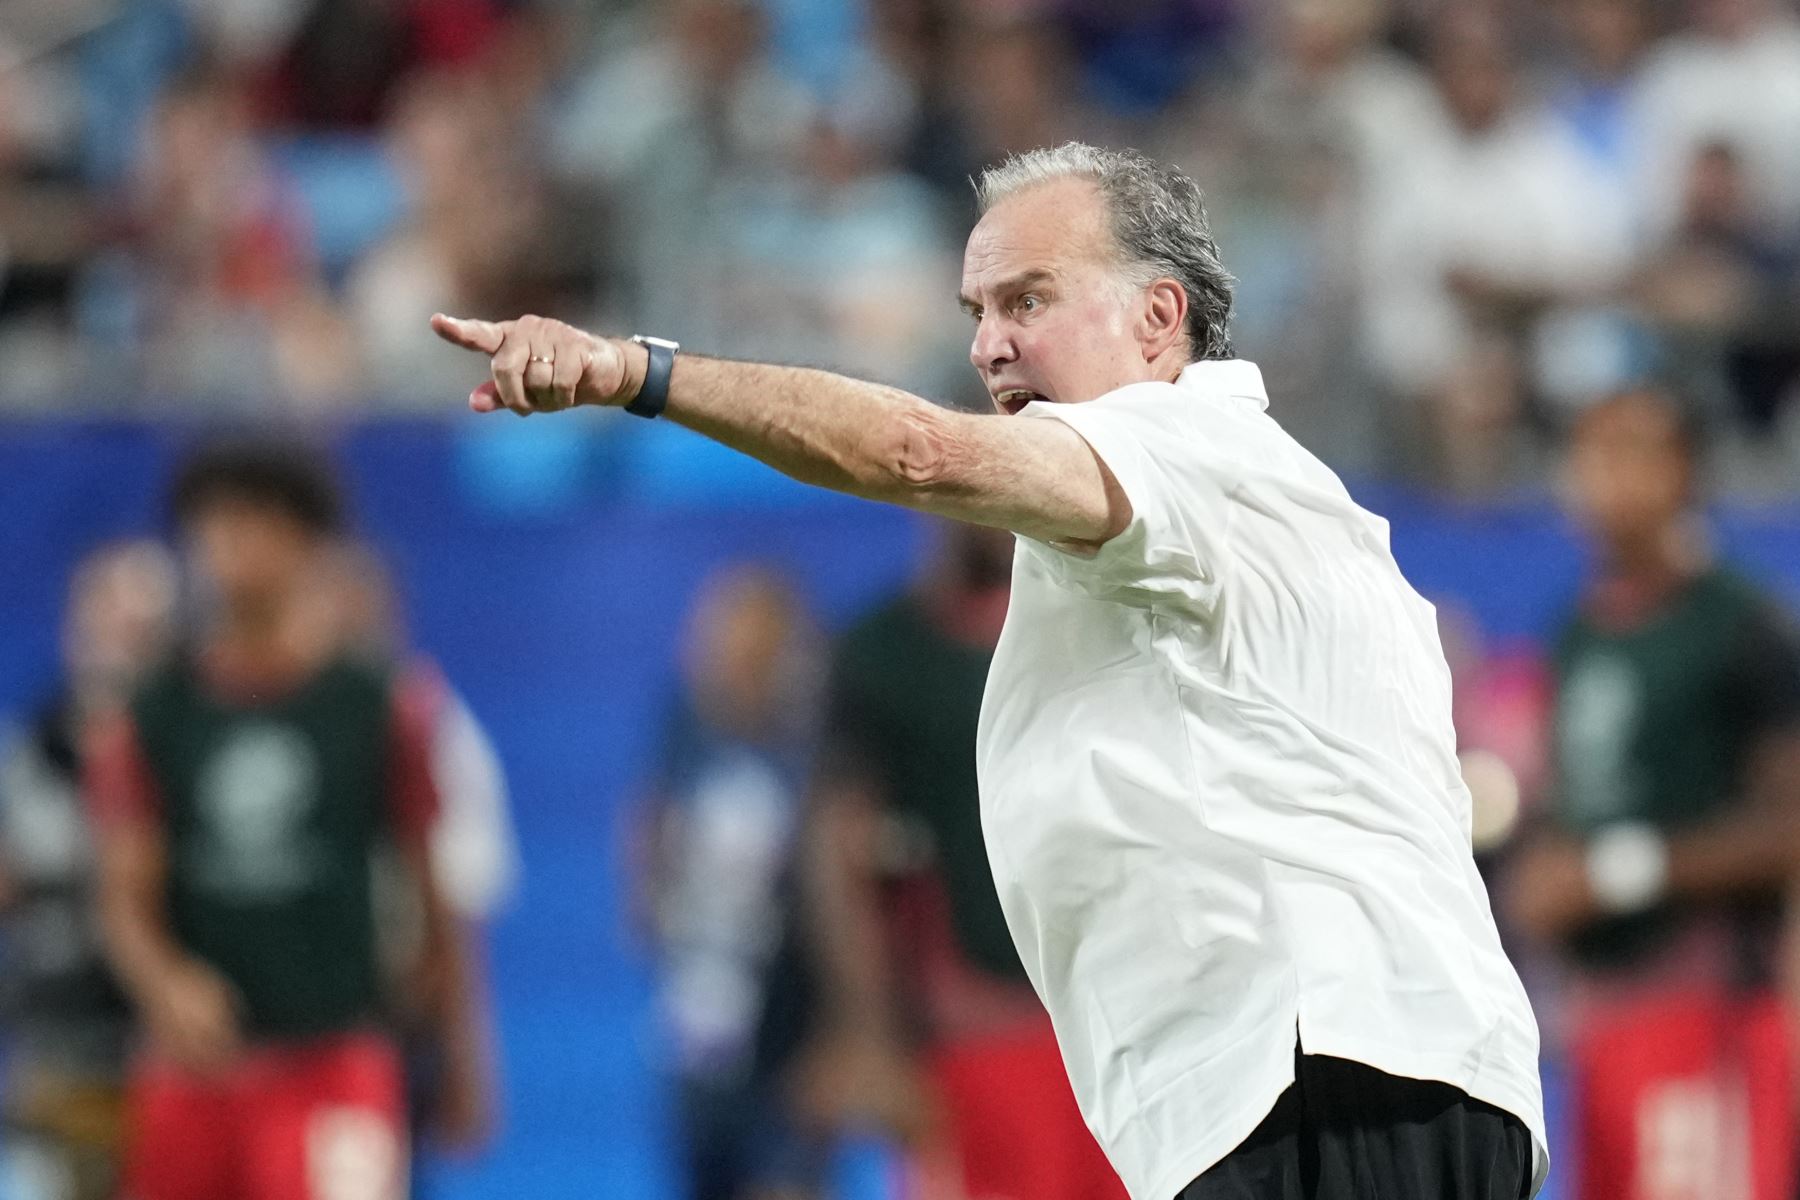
top-left (995, 392), bottom-right (1053, 415)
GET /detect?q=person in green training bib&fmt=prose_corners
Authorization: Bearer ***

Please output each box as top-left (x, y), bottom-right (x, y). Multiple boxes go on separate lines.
top-left (1506, 387), bottom-right (1800, 1200)
top-left (797, 519), bottom-right (1124, 1200)
top-left (86, 443), bottom-right (490, 1200)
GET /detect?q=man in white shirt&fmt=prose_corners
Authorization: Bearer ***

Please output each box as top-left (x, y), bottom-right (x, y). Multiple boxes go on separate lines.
top-left (430, 141), bottom-right (1549, 1200)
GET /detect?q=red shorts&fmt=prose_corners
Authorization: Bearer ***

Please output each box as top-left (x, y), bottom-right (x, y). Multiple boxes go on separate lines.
top-left (918, 1018), bottom-right (1126, 1200)
top-left (1571, 987), bottom-right (1794, 1200)
top-left (122, 1031), bottom-right (407, 1200)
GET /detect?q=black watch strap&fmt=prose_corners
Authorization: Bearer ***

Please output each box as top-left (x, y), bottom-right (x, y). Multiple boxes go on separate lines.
top-left (627, 336), bottom-right (679, 418)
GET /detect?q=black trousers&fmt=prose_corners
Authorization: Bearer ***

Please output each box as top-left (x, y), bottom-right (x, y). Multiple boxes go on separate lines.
top-left (1178, 1049), bottom-right (1533, 1200)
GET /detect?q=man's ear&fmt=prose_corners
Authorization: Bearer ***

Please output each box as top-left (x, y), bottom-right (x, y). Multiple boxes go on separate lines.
top-left (1141, 278), bottom-right (1188, 359)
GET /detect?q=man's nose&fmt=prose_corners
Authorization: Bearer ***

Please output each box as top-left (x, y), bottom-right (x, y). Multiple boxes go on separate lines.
top-left (970, 316), bottom-right (1017, 374)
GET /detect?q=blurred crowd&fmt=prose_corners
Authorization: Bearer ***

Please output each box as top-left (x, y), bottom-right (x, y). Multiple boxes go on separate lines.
top-left (2, 0), bottom-right (1800, 492)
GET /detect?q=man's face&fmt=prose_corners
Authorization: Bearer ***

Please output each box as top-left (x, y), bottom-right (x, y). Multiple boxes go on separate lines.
top-left (961, 177), bottom-right (1161, 414)
top-left (186, 500), bottom-right (319, 618)
top-left (1563, 395), bottom-right (1692, 548)
top-left (684, 573), bottom-right (804, 729)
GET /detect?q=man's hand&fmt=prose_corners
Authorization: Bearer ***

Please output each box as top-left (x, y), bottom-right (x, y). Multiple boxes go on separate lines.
top-left (1504, 836), bottom-right (1597, 943)
top-left (429, 1042), bottom-right (496, 1155)
top-left (143, 958), bottom-right (244, 1075)
top-left (788, 1029), bottom-right (940, 1147)
top-left (430, 313), bottom-right (643, 416)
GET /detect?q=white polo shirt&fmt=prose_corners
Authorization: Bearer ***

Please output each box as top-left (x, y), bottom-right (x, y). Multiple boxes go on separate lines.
top-left (976, 360), bottom-right (1548, 1200)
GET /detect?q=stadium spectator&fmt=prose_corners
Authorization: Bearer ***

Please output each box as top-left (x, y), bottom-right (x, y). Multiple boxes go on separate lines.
top-left (0, 7), bottom-right (102, 406)
top-left (113, 65), bottom-right (354, 407)
top-left (252, 0), bottom-right (506, 131)
top-left (1505, 387), bottom-right (1800, 1200)
top-left (1234, 0), bottom-right (1440, 186)
top-left (1543, 0), bottom-right (1656, 205)
top-left (705, 79), bottom-right (965, 402)
top-left (943, 13), bottom-right (1103, 177)
top-left (86, 442), bottom-right (488, 1200)
top-left (548, 0), bottom-right (815, 342)
top-left (796, 520), bottom-right (1125, 1200)
top-left (1360, 6), bottom-right (1637, 477)
top-left (637, 564), bottom-right (823, 1200)
top-left (1207, 0), bottom-right (1436, 474)
top-left (1631, 139), bottom-right (1800, 440)
top-left (0, 540), bottom-right (178, 1200)
top-left (348, 67), bottom-right (557, 407)
top-left (1632, 0), bottom-right (1800, 241)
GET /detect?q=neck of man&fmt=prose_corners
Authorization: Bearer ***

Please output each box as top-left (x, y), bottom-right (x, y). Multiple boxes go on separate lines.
top-left (1589, 516), bottom-right (1709, 628)
top-left (206, 593), bottom-right (327, 691)
top-left (1150, 345), bottom-right (1198, 386)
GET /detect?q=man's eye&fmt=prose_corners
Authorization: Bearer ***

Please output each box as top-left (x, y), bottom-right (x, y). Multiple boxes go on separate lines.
top-left (1018, 295), bottom-right (1042, 314)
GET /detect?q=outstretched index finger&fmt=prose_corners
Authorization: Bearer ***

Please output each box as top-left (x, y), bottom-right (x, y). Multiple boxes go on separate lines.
top-left (431, 313), bottom-right (507, 355)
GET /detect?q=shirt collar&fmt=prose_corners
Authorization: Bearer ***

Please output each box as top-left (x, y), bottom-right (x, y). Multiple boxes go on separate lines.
top-left (1175, 359), bottom-right (1268, 411)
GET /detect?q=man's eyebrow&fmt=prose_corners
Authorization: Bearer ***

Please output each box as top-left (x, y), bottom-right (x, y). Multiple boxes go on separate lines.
top-left (958, 269), bottom-right (1056, 313)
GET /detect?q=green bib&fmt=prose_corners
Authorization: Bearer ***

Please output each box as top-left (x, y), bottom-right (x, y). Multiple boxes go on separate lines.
top-left (1551, 567), bottom-right (1800, 972)
top-left (131, 656), bottom-right (394, 1040)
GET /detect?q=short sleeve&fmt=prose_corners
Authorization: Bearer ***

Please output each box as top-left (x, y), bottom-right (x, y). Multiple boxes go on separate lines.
top-left (386, 668), bottom-right (444, 844)
top-left (83, 711), bottom-right (161, 830)
top-left (429, 685), bottom-right (520, 918)
top-left (1726, 598), bottom-right (1800, 737)
top-left (1018, 388), bottom-right (1235, 611)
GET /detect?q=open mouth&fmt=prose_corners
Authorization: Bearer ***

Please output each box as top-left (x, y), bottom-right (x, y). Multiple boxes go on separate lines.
top-left (995, 388), bottom-right (1048, 415)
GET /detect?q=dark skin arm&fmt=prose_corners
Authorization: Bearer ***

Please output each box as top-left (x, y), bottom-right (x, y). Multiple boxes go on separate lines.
top-left (790, 774), bottom-right (937, 1145)
top-left (400, 831), bottom-right (496, 1152)
top-left (1507, 729), bottom-right (1800, 941)
top-left (96, 815), bottom-right (245, 1073)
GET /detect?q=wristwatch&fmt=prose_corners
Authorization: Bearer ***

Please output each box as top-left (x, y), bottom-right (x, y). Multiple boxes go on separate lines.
top-left (627, 335), bottom-right (680, 418)
top-left (1585, 822), bottom-right (1669, 914)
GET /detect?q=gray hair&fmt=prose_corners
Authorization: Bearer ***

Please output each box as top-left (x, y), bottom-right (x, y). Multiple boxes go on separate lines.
top-left (976, 143), bottom-right (1236, 361)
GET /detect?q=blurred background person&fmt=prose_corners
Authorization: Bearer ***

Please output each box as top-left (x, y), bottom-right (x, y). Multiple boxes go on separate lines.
top-left (1631, 0), bottom-right (1800, 245)
top-left (0, 540), bottom-right (177, 1200)
top-left (797, 521), bottom-right (1124, 1200)
top-left (635, 564), bottom-right (823, 1200)
top-left (1202, 0), bottom-right (1431, 475)
top-left (1361, 6), bottom-right (1638, 488)
top-left (111, 63), bottom-right (356, 409)
top-left (548, 0), bottom-right (817, 348)
top-left (1630, 138), bottom-right (1800, 452)
top-left (1505, 387), bottom-right (1800, 1200)
top-left (1543, 0), bottom-right (1656, 205)
top-left (85, 442), bottom-right (490, 1200)
top-left (347, 65), bottom-right (563, 408)
top-left (326, 539), bottom-right (519, 946)
top-left (322, 541), bottom-right (514, 1193)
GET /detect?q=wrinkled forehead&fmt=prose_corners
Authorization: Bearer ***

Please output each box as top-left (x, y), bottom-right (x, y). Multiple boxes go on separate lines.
top-left (960, 177), bottom-right (1115, 296)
